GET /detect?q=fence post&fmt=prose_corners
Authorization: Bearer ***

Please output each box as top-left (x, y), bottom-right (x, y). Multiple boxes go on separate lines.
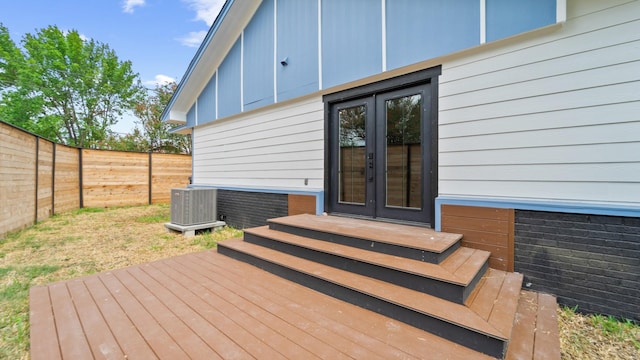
top-left (79, 148), bottom-right (84, 209)
top-left (34, 136), bottom-right (39, 223)
top-left (52, 142), bottom-right (56, 215)
top-left (148, 152), bottom-right (153, 205)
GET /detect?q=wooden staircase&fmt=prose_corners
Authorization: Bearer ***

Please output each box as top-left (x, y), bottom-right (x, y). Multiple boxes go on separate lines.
top-left (217, 214), bottom-right (559, 359)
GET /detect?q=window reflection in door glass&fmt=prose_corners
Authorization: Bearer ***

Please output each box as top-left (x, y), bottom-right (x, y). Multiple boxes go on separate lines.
top-left (338, 105), bottom-right (366, 204)
top-left (385, 94), bottom-right (422, 209)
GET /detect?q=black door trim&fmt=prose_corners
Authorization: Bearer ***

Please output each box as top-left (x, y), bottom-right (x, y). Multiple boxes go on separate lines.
top-left (323, 66), bottom-right (441, 226)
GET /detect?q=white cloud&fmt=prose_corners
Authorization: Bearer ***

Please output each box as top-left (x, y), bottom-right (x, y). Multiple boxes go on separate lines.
top-left (178, 30), bottom-right (208, 48)
top-left (123, 0), bottom-right (145, 14)
top-left (182, 0), bottom-right (225, 26)
top-left (144, 74), bottom-right (177, 87)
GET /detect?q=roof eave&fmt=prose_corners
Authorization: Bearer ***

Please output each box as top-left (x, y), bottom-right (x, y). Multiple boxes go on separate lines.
top-left (161, 0), bottom-right (263, 122)
top-left (160, 0), bottom-right (236, 122)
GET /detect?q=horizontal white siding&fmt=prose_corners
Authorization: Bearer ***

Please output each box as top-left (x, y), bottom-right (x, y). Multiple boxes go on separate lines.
top-left (439, 0), bottom-right (640, 205)
top-left (193, 96), bottom-right (324, 190)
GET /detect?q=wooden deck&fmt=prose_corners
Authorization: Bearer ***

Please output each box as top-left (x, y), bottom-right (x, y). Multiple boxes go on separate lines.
top-left (30, 250), bottom-right (497, 360)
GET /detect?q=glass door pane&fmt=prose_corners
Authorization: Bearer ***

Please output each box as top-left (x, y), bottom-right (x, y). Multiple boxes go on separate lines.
top-left (338, 105), bottom-right (367, 204)
top-left (385, 94), bottom-right (422, 209)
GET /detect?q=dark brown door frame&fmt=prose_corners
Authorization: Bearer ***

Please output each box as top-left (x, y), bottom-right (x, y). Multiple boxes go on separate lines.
top-left (323, 66), bottom-right (441, 227)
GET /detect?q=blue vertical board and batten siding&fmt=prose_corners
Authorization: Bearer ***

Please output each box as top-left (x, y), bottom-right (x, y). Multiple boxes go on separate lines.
top-left (182, 0), bottom-right (559, 127)
top-left (276, 0), bottom-right (319, 102)
top-left (243, 0), bottom-right (275, 111)
top-left (197, 74), bottom-right (216, 125)
top-left (217, 38), bottom-right (242, 119)
top-left (386, 0), bottom-right (480, 70)
top-left (486, 0), bottom-right (557, 42)
top-left (186, 103), bottom-right (196, 128)
top-left (321, 0), bottom-right (382, 89)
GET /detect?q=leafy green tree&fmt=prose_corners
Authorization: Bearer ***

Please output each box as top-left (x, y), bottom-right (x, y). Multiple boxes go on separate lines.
top-left (133, 82), bottom-right (191, 154)
top-left (386, 94), bottom-right (421, 145)
top-left (102, 129), bottom-right (145, 152)
top-left (0, 24), bottom-right (144, 148)
top-left (0, 23), bottom-right (20, 88)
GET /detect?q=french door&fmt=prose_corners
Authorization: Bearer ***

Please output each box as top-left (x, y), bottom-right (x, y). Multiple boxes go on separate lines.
top-left (328, 84), bottom-right (433, 224)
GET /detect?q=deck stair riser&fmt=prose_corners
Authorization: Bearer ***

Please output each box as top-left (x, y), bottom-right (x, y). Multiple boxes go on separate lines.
top-left (243, 228), bottom-right (489, 304)
top-left (268, 221), bottom-right (460, 264)
top-left (217, 242), bottom-right (508, 358)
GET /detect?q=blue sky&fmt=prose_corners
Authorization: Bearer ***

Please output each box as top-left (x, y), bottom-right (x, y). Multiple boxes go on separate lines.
top-left (0, 0), bottom-right (225, 133)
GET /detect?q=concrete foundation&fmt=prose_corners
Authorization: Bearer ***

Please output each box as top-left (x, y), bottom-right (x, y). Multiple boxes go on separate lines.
top-left (164, 221), bottom-right (227, 237)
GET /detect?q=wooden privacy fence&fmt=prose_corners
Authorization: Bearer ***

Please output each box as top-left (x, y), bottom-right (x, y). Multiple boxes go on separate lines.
top-left (0, 121), bottom-right (192, 238)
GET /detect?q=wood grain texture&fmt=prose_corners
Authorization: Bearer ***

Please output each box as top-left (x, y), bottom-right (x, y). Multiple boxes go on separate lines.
top-left (441, 204), bottom-right (515, 271)
top-left (0, 123), bottom-right (37, 236)
top-left (1, 122), bottom-right (191, 237)
top-left (151, 153), bottom-right (192, 203)
top-left (53, 145), bottom-right (80, 213)
top-left (31, 251), bottom-right (496, 360)
top-left (37, 139), bottom-right (54, 221)
top-left (288, 194), bottom-right (316, 216)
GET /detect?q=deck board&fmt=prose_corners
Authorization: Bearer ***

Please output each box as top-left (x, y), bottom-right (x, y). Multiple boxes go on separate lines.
top-left (48, 281), bottom-right (93, 359)
top-left (31, 250), bottom-right (501, 360)
top-left (181, 254), bottom-right (408, 360)
top-left (144, 259), bottom-right (329, 360)
top-left (193, 252), bottom-right (494, 360)
top-left (96, 271), bottom-right (190, 358)
top-left (505, 291), bottom-right (538, 360)
top-left (269, 214), bottom-right (461, 253)
top-left (489, 271), bottom-right (524, 337)
top-left (468, 268), bottom-right (507, 320)
top-left (81, 275), bottom-right (164, 358)
top-left (140, 261), bottom-right (288, 360)
top-left (30, 247), bottom-right (559, 359)
top-left (29, 286), bottom-right (62, 360)
top-left (534, 293), bottom-right (561, 360)
top-left (118, 267), bottom-right (233, 359)
top-left (65, 279), bottom-right (125, 359)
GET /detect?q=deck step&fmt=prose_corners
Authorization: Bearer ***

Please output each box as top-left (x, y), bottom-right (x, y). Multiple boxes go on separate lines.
top-left (244, 226), bottom-right (489, 303)
top-left (267, 214), bottom-right (462, 263)
top-left (218, 238), bottom-right (523, 358)
top-left (505, 291), bottom-right (560, 359)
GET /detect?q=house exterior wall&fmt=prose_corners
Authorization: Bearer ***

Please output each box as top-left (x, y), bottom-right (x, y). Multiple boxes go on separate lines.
top-left (182, 0), bottom-right (639, 319)
top-left (218, 38), bottom-right (242, 118)
top-left (243, 0), bottom-right (275, 110)
top-left (433, 0), bottom-right (640, 318)
top-left (386, 0), bottom-right (480, 69)
top-left (436, 0), bottom-right (640, 212)
top-left (193, 0), bottom-right (640, 218)
top-left (192, 95), bottom-right (324, 192)
top-left (276, 0), bottom-right (319, 101)
top-left (170, 0), bottom-right (560, 126)
top-left (197, 75), bottom-right (216, 125)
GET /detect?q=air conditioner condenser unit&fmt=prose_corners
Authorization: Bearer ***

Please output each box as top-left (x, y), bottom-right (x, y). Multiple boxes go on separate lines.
top-left (170, 188), bottom-right (217, 226)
